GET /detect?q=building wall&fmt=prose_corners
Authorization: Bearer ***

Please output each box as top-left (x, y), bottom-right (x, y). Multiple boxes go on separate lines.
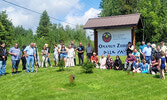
top-left (97, 27), bottom-right (131, 56)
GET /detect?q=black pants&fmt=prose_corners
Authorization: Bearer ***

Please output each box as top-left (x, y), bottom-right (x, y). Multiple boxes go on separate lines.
top-left (87, 53), bottom-right (92, 62)
top-left (74, 58), bottom-right (76, 65)
top-left (78, 53), bottom-right (84, 65)
top-left (21, 57), bottom-right (26, 70)
top-left (151, 66), bottom-right (159, 73)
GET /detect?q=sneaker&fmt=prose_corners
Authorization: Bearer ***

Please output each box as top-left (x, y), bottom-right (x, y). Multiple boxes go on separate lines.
top-left (12, 73), bottom-right (15, 75)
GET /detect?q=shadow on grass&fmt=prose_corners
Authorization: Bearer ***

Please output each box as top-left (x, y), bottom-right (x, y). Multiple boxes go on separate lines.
top-left (153, 75), bottom-right (160, 79)
top-left (64, 83), bottom-right (76, 87)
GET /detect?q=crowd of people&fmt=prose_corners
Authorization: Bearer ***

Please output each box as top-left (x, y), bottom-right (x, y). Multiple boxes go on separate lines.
top-left (0, 40), bottom-right (166, 79)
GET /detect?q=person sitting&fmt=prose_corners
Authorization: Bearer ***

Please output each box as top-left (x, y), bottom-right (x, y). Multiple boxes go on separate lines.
top-left (91, 52), bottom-right (98, 68)
top-left (106, 54), bottom-right (113, 69)
top-left (132, 49), bottom-right (140, 61)
top-left (66, 45), bottom-right (75, 67)
top-left (132, 58), bottom-right (141, 73)
top-left (99, 54), bottom-right (106, 69)
top-left (140, 59), bottom-right (149, 73)
top-left (114, 56), bottom-right (122, 70)
top-left (124, 52), bottom-right (136, 71)
top-left (150, 56), bottom-right (159, 75)
top-left (59, 44), bottom-right (67, 67)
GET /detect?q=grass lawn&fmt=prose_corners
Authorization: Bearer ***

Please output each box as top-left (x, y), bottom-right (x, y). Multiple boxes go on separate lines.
top-left (0, 56), bottom-right (167, 100)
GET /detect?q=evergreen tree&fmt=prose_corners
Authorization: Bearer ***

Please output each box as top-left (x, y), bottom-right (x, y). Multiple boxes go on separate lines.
top-left (0, 11), bottom-right (14, 47)
top-left (36, 10), bottom-right (51, 38)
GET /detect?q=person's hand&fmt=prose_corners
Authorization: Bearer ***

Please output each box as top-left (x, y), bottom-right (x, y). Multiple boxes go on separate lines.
top-left (13, 53), bottom-right (17, 56)
top-left (2, 56), bottom-right (5, 60)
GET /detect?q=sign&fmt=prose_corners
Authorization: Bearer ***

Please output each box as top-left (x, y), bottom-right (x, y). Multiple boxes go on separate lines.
top-left (98, 27), bottom-right (131, 56)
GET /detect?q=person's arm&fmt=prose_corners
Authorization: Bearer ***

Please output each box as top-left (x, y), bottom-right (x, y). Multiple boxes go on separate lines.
top-left (8, 48), bottom-right (17, 56)
top-left (129, 45), bottom-right (134, 51)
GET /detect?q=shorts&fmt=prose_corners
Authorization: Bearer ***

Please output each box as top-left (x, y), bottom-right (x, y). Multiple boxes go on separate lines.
top-left (60, 53), bottom-right (67, 59)
top-left (12, 60), bottom-right (20, 69)
top-left (161, 64), bottom-right (166, 69)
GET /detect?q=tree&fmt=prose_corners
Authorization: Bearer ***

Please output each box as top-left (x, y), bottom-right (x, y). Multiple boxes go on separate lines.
top-left (0, 11), bottom-right (14, 47)
top-left (100, 0), bottom-right (167, 43)
top-left (36, 10), bottom-right (51, 38)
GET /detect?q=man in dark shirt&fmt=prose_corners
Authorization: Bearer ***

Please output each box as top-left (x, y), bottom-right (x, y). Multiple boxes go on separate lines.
top-left (0, 42), bottom-right (8, 76)
top-left (77, 42), bottom-right (84, 66)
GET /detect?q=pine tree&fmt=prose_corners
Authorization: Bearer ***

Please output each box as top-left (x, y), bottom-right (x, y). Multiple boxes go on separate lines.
top-left (36, 10), bottom-right (51, 38)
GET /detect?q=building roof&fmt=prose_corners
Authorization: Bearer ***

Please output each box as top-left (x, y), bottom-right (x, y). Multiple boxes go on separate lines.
top-left (84, 13), bottom-right (142, 29)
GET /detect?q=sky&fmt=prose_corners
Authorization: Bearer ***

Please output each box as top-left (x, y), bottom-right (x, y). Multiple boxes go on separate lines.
top-left (0, 0), bottom-right (102, 40)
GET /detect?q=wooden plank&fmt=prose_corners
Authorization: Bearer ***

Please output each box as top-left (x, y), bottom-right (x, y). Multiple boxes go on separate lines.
top-left (94, 29), bottom-right (98, 55)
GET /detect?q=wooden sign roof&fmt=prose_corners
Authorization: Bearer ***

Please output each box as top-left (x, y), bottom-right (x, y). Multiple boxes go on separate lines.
top-left (84, 13), bottom-right (142, 29)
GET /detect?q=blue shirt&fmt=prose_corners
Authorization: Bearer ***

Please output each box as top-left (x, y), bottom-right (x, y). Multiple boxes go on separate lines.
top-left (143, 46), bottom-right (152, 56)
top-left (132, 51), bottom-right (141, 60)
top-left (24, 46), bottom-right (35, 56)
top-left (139, 44), bottom-right (147, 52)
top-left (9, 47), bottom-right (21, 60)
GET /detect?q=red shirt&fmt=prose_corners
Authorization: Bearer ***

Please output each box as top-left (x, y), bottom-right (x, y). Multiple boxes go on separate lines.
top-left (91, 56), bottom-right (98, 63)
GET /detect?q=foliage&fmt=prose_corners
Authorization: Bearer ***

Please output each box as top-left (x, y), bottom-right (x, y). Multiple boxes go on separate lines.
top-left (36, 10), bottom-right (51, 38)
top-left (82, 62), bottom-right (94, 73)
top-left (100, 0), bottom-right (167, 43)
top-left (58, 59), bottom-right (65, 71)
top-left (0, 11), bottom-right (14, 47)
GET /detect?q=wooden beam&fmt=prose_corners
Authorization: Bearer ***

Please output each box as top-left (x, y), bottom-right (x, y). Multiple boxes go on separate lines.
top-left (94, 29), bottom-right (98, 55)
top-left (132, 27), bottom-right (136, 47)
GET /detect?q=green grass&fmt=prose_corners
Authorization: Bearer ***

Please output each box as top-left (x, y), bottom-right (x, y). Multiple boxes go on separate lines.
top-left (0, 56), bottom-right (167, 100)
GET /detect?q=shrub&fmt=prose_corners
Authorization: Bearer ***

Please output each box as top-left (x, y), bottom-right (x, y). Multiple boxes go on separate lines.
top-left (82, 62), bottom-right (94, 73)
top-left (58, 59), bottom-right (65, 71)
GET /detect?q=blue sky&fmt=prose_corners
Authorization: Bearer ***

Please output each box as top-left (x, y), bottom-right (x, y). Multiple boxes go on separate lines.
top-left (0, 0), bottom-right (102, 32)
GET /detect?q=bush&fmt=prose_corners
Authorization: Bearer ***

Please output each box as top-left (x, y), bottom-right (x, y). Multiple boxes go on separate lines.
top-left (82, 62), bottom-right (94, 73)
top-left (58, 59), bottom-right (65, 71)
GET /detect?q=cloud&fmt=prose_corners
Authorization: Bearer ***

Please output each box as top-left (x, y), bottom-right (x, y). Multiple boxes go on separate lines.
top-left (62, 8), bottom-right (101, 40)
top-left (62, 8), bottom-right (101, 27)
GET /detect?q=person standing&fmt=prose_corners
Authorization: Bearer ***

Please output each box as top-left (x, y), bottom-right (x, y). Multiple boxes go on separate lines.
top-left (66, 45), bottom-right (75, 67)
top-left (86, 43), bottom-right (94, 62)
top-left (0, 42), bottom-right (8, 76)
top-left (71, 41), bottom-right (76, 65)
top-left (53, 44), bottom-right (59, 66)
top-left (9, 43), bottom-right (21, 75)
top-left (143, 43), bottom-right (152, 73)
top-left (77, 42), bottom-right (84, 66)
top-left (34, 43), bottom-right (41, 68)
top-left (160, 41), bottom-right (166, 53)
top-left (139, 41), bottom-right (147, 60)
top-left (58, 41), bottom-right (63, 61)
top-left (21, 45), bottom-right (27, 71)
top-left (59, 44), bottom-right (68, 67)
top-left (45, 44), bottom-right (52, 67)
top-left (143, 43), bottom-right (152, 64)
top-left (41, 46), bottom-right (49, 68)
top-left (24, 43), bottom-right (36, 73)
top-left (159, 51), bottom-right (166, 80)
top-left (126, 42), bottom-right (134, 55)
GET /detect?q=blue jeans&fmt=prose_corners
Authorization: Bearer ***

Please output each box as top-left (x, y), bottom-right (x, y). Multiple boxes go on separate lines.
top-left (26, 56), bottom-right (34, 73)
top-left (145, 56), bottom-right (151, 64)
top-left (0, 60), bottom-right (6, 75)
top-left (48, 58), bottom-right (51, 66)
top-left (12, 60), bottom-right (20, 69)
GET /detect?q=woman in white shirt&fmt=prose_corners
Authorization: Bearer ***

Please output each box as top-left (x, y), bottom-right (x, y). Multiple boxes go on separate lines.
top-left (66, 45), bottom-right (75, 67)
top-left (100, 54), bottom-right (106, 69)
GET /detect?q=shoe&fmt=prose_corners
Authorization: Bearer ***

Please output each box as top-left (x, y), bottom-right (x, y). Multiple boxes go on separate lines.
top-left (12, 73), bottom-right (15, 75)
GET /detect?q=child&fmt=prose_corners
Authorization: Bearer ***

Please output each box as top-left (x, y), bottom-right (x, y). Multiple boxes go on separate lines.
top-left (159, 51), bottom-right (166, 80)
top-left (140, 59), bottom-right (148, 73)
top-left (132, 58), bottom-right (141, 73)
